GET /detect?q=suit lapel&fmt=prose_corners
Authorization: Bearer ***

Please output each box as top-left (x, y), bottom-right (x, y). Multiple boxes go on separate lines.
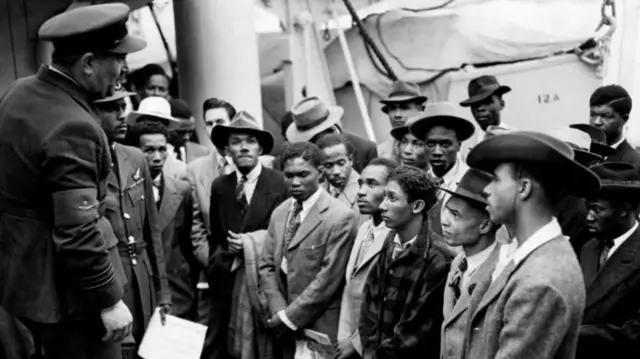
top-left (157, 177), bottom-right (183, 232)
top-left (198, 154), bottom-right (219, 199)
top-left (240, 169), bottom-right (272, 231)
top-left (472, 259), bottom-right (516, 318)
top-left (586, 228), bottom-right (640, 309)
top-left (340, 171), bottom-right (360, 208)
top-left (287, 192), bottom-right (328, 251)
top-left (580, 239), bottom-right (601, 286)
top-left (353, 226), bottom-right (388, 274)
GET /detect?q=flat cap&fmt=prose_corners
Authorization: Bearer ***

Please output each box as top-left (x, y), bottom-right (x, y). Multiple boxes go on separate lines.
top-left (39, 3), bottom-right (146, 54)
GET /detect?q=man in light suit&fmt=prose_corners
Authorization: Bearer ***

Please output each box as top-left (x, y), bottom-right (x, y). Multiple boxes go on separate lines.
top-left (578, 162), bottom-right (640, 358)
top-left (335, 158), bottom-right (399, 359)
top-left (259, 142), bottom-right (358, 359)
top-left (439, 168), bottom-right (500, 359)
top-left (464, 131), bottom-right (601, 359)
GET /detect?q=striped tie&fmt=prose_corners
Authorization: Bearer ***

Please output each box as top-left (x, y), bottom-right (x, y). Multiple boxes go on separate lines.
top-left (450, 257), bottom-right (468, 305)
top-left (236, 175), bottom-right (249, 217)
top-left (281, 201), bottom-right (304, 274)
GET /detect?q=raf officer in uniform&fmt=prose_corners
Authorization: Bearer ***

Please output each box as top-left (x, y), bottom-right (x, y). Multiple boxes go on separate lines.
top-left (0, 4), bottom-right (144, 359)
top-left (95, 90), bottom-right (172, 357)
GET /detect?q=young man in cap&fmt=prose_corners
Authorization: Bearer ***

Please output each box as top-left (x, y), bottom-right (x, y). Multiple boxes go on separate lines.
top-left (378, 81), bottom-right (427, 162)
top-left (464, 131), bottom-right (601, 358)
top-left (288, 96), bottom-right (378, 173)
top-left (360, 166), bottom-right (453, 359)
top-left (96, 91), bottom-right (172, 357)
top-left (439, 168), bottom-right (500, 359)
top-left (126, 121), bottom-right (199, 321)
top-left (336, 158), bottom-right (398, 359)
top-left (409, 102), bottom-right (475, 236)
top-left (578, 162), bottom-right (640, 358)
top-left (588, 84), bottom-right (640, 165)
top-left (0, 3), bottom-right (146, 357)
top-left (390, 114), bottom-right (428, 169)
top-left (316, 134), bottom-right (362, 217)
top-left (259, 142), bottom-right (358, 358)
top-left (203, 111), bottom-right (289, 359)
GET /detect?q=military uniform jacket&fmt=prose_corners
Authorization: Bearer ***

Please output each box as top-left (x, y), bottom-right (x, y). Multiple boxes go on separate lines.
top-left (104, 144), bottom-right (171, 313)
top-left (0, 66), bottom-right (124, 323)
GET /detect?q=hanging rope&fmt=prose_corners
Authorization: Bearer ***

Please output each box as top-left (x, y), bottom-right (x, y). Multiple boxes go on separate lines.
top-left (341, 0), bottom-right (398, 81)
top-left (575, 0), bottom-right (616, 78)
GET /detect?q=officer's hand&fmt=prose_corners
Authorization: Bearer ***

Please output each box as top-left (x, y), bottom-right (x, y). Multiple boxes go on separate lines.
top-left (227, 231), bottom-right (244, 253)
top-left (101, 300), bottom-right (133, 343)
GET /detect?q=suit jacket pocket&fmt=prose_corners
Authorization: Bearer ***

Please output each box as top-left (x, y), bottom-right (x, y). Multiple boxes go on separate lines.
top-left (296, 241), bottom-right (327, 275)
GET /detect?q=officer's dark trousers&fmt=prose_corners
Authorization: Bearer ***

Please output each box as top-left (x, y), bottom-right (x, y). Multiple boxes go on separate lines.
top-left (21, 316), bottom-right (121, 359)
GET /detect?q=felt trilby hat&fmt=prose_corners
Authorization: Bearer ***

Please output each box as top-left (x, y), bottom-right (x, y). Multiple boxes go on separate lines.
top-left (441, 168), bottom-right (494, 206)
top-left (467, 131), bottom-right (601, 197)
top-left (127, 96), bottom-right (180, 128)
top-left (547, 127), bottom-right (603, 167)
top-left (590, 162), bottom-right (640, 198)
top-left (211, 111), bottom-right (274, 154)
top-left (569, 123), bottom-right (616, 157)
top-left (409, 102), bottom-right (476, 142)
top-left (287, 97), bottom-right (344, 143)
top-left (380, 81), bottom-right (427, 113)
top-left (459, 75), bottom-right (511, 107)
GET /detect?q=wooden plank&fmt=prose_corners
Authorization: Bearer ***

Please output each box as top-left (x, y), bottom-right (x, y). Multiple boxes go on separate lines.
top-left (0, 0), bottom-right (17, 95)
top-left (8, 0), bottom-right (36, 78)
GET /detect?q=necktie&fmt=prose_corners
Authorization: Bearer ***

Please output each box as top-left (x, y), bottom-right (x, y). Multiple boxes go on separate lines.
top-left (152, 175), bottom-right (162, 204)
top-left (450, 257), bottom-right (468, 305)
top-left (353, 228), bottom-right (375, 273)
top-left (236, 175), bottom-right (249, 217)
top-left (598, 239), bottom-right (614, 270)
top-left (281, 201), bottom-right (304, 274)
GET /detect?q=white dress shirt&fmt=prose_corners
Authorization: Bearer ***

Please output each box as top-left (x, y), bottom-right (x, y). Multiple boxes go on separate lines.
top-left (461, 241), bottom-right (497, 290)
top-left (611, 136), bottom-right (626, 149)
top-left (608, 221), bottom-right (638, 260)
top-left (491, 218), bottom-right (563, 282)
top-left (430, 159), bottom-right (469, 204)
top-left (235, 163), bottom-right (262, 204)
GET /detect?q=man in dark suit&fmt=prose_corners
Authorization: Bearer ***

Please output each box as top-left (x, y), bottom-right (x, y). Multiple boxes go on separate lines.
top-left (589, 85), bottom-right (640, 165)
top-left (578, 162), bottom-right (640, 358)
top-left (127, 121), bottom-right (199, 321)
top-left (202, 111), bottom-right (289, 359)
top-left (259, 142), bottom-right (358, 358)
top-left (95, 91), bottom-right (172, 357)
top-left (286, 97), bottom-right (377, 173)
top-left (0, 4), bottom-right (142, 358)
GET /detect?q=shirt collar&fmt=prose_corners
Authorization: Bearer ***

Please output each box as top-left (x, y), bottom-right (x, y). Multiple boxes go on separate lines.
top-left (511, 217), bottom-right (563, 265)
top-left (429, 158), bottom-right (468, 187)
top-left (611, 137), bottom-right (626, 149)
top-left (236, 163), bottom-right (262, 183)
top-left (465, 241), bottom-right (497, 274)
top-left (611, 221), bottom-right (638, 249)
top-left (394, 233), bottom-right (418, 251)
top-left (295, 188), bottom-right (323, 211)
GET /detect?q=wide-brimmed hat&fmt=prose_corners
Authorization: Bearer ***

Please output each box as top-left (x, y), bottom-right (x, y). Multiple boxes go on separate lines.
top-left (441, 168), bottom-right (494, 206)
top-left (459, 75), bottom-right (511, 107)
top-left (127, 96), bottom-right (180, 128)
top-left (467, 131), bottom-right (601, 197)
top-left (569, 123), bottom-right (616, 157)
top-left (381, 81), bottom-right (427, 113)
top-left (212, 111), bottom-right (274, 154)
top-left (94, 89), bottom-right (135, 104)
top-left (390, 112), bottom-right (423, 141)
top-left (547, 127), bottom-right (603, 166)
top-left (590, 162), bottom-right (640, 198)
top-left (409, 102), bottom-right (476, 142)
top-left (287, 97), bottom-right (344, 143)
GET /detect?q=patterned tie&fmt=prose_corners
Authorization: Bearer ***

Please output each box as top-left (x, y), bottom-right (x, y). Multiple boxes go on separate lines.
top-left (450, 257), bottom-right (468, 305)
top-left (236, 175), bottom-right (249, 217)
top-left (598, 239), bottom-right (614, 270)
top-left (281, 201), bottom-right (304, 274)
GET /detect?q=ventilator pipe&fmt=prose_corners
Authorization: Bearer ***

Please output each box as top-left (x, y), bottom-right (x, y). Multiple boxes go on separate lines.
top-left (341, 0), bottom-right (398, 81)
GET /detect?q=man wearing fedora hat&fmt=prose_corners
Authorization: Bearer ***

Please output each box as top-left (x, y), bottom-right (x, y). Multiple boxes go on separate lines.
top-left (440, 168), bottom-right (501, 359)
top-left (410, 102), bottom-right (475, 237)
top-left (202, 111), bottom-right (289, 359)
top-left (463, 131), bottom-right (600, 359)
top-left (378, 81), bottom-right (427, 162)
top-left (0, 3), bottom-right (148, 357)
top-left (459, 75), bottom-right (511, 133)
top-left (288, 97), bottom-right (377, 174)
top-left (577, 162), bottom-right (640, 358)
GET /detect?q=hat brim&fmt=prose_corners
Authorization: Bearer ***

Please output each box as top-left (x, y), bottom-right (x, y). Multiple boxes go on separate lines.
top-left (440, 186), bottom-right (487, 206)
top-left (127, 111), bottom-right (180, 129)
top-left (111, 34), bottom-right (147, 54)
top-left (591, 142), bottom-right (617, 157)
top-left (380, 95), bottom-right (428, 110)
top-left (211, 126), bottom-right (275, 155)
top-left (459, 86), bottom-right (511, 107)
top-left (467, 132), bottom-right (601, 198)
top-left (95, 91), bottom-right (136, 103)
top-left (409, 115), bottom-right (476, 142)
top-left (286, 106), bottom-right (344, 143)
top-left (574, 149), bottom-right (603, 167)
top-left (390, 126), bottom-right (409, 141)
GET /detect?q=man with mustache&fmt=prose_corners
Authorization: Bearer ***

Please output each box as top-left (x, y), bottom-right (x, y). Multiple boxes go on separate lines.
top-left (409, 103), bottom-right (475, 237)
top-left (335, 158), bottom-right (398, 359)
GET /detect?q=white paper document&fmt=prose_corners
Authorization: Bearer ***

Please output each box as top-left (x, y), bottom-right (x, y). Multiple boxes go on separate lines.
top-left (138, 308), bottom-right (207, 359)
